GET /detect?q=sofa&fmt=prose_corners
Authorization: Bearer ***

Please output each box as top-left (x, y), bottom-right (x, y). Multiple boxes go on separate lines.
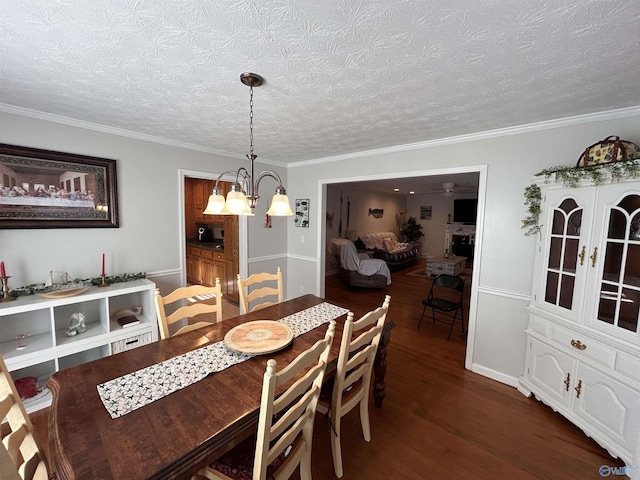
top-left (358, 232), bottom-right (419, 272)
top-left (330, 238), bottom-right (391, 288)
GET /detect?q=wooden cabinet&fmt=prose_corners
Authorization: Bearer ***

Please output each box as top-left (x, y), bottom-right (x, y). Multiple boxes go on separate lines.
top-left (200, 249), bottom-right (214, 287)
top-left (212, 250), bottom-right (225, 292)
top-left (186, 246), bottom-right (202, 285)
top-left (187, 245), bottom-right (228, 291)
top-left (185, 178), bottom-right (230, 237)
top-left (184, 177), bottom-right (239, 302)
top-left (0, 279), bottom-right (157, 412)
top-left (519, 176), bottom-right (640, 468)
top-left (193, 179), bottom-right (205, 223)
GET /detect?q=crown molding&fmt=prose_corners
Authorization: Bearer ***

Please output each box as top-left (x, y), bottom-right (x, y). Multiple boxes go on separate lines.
top-left (0, 103), bottom-right (289, 168)
top-left (2, 102), bottom-right (638, 170)
top-left (288, 105), bottom-right (640, 168)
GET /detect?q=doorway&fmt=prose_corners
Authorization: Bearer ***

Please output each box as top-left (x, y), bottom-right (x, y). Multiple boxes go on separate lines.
top-left (318, 165), bottom-right (487, 371)
top-left (179, 169), bottom-right (246, 319)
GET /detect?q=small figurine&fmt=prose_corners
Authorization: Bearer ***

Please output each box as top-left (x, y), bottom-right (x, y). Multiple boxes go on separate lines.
top-left (66, 312), bottom-right (87, 336)
top-left (16, 333), bottom-right (30, 350)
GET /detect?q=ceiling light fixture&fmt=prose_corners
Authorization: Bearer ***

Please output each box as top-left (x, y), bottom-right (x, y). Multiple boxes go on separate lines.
top-left (204, 73), bottom-right (293, 216)
top-left (442, 182), bottom-right (455, 198)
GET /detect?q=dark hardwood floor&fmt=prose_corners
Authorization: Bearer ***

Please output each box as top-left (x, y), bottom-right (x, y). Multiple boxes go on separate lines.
top-left (30, 259), bottom-right (624, 479)
top-left (309, 259), bottom-right (624, 479)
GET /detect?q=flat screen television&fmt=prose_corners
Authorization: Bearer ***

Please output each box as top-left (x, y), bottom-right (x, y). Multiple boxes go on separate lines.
top-left (453, 199), bottom-right (477, 224)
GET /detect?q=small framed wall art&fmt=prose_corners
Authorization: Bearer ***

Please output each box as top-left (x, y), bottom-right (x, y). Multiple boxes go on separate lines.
top-left (294, 199), bottom-right (309, 227)
top-left (420, 205), bottom-right (432, 220)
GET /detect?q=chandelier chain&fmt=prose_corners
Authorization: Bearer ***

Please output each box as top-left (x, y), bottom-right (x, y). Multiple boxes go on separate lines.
top-left (248, 85), bottom-right (254, 158)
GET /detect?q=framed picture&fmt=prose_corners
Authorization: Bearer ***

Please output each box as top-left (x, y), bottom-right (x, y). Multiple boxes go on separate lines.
top-left (0, 144), bottom-right (119, 228)
top-left (420, 205), bottom-right (432, 220)
top-left (294, 199), bottom-right (309, 227)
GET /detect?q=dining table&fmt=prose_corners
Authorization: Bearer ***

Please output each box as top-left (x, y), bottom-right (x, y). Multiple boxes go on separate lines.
top-left (47, 294), bottom-right (394, 480)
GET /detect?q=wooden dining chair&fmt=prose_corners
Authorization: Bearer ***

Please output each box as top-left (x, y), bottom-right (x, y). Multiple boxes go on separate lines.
top-left (192, 320), bottom-right (336, 480)
top-left (154, 279), bottom-right (223, 339)
top-left (316, 295), bottom-right (391, 478)
top-left (0, 356), bottom-right (50, 480)
top-left (237, 267), bottom-right (283, 314)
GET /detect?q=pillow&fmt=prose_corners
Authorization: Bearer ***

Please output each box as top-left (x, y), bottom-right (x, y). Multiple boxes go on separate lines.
top-left (383, 237), bottom-right (397, 252)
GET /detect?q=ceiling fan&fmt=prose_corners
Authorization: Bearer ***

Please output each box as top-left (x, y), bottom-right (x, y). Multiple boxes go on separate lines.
top-left (423, 182), bottom-right (475, 197)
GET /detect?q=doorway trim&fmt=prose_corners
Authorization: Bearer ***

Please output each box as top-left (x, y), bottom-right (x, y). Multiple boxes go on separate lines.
top-left (317, 164), bottom-right (487, 371)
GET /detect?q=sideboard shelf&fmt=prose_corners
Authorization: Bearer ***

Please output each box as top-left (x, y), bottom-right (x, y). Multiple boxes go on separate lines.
top-left (0, 279), bottom-right (158, 412)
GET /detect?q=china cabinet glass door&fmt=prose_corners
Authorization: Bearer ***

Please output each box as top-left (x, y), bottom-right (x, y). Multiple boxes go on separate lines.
top-left (587, 187), bottom-right (640, 340)
top-left (536, 188), bottom-right (595, 321)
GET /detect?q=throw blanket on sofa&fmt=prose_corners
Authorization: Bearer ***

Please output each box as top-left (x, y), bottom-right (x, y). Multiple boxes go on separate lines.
top-left (359, 231), bottom-right (419, 272)
top-left (330, 238), bottom-right (391, 285)
top-left (360, 231), bottom-right (411, 252)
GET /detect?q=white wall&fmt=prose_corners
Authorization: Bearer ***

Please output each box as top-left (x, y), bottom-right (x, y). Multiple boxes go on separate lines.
top-left (0, 111), bottom-right (289, 296)
top-left (286, 111), bottom-right (640, 385)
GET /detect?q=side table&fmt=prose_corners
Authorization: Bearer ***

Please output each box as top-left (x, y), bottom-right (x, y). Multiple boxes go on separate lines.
top-left (426, 255), bottom-right (466, 277)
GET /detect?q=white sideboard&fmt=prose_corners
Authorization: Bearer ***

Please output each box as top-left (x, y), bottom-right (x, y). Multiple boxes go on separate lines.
top-left (0, 279), bottom-right (158, 412)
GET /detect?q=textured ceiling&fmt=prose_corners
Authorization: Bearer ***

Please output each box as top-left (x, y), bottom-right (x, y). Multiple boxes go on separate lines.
top-left (1, 0), bottom-right (640, 165)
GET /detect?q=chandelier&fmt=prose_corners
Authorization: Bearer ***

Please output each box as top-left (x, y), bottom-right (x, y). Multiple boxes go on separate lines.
top-left (203, 73), bottom-right (293, 216)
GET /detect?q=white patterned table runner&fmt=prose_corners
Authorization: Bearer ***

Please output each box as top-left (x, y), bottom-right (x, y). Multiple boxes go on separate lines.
top-left (97, 302), bottom-right (349, 418)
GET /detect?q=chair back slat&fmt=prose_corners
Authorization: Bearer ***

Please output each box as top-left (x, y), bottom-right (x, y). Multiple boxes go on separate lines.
top-left (237, 267), bottom-right (283, 314)
top-left (154, 279), bottom-right (222, 339)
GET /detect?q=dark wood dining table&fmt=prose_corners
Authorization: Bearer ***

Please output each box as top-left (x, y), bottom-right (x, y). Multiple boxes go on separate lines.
top-left (47, 294), bottom-right (394, 480)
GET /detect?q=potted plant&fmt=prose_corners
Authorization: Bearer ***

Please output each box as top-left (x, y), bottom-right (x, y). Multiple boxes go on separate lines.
top-left (400, 216), bottom-right (424, 243)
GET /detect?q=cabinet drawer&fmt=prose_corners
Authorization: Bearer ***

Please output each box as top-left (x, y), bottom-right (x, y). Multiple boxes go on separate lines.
top-left (187, 246), bottom-right (201, 257)
top-left (549, 324), bottom-right (615, 368)
top-left (200, 249), bottom-right (213, 260)
top-left (617, 351), bottom-right (640, 383)
top-left (213, 252), bottom-right (225, 261)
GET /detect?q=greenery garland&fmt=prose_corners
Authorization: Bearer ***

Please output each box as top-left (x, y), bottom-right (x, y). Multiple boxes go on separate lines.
top-left (9, 272), bottom-right (147, 297)
top-left (522, 159), bottom-right (640, 236)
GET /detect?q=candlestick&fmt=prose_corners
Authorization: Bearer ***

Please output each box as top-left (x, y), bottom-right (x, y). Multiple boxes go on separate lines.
top-left (1, 276), bottom-right (16, 302)
top-left (101, 253), bottom-right (105, 277)
top-left (99, 273), bottom-right (108, 287)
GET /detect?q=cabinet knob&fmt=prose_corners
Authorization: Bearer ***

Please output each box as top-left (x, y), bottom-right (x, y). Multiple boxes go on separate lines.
top-left (590, 247), bottom-right (598, 268)
top-left (575, 379), bottom-right (582, 398)
top-left (570, 339), bottom-right (587, 350)
top-left (564, 372), bottom-right (571, 391)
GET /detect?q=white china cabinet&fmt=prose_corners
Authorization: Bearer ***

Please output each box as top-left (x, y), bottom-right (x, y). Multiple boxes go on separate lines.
top-left (518, 175), bottom-right (640, 469)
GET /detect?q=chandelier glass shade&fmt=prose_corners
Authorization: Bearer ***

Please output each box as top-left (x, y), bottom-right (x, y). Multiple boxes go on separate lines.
top-left (203, 73), bottom-right (293, 217)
